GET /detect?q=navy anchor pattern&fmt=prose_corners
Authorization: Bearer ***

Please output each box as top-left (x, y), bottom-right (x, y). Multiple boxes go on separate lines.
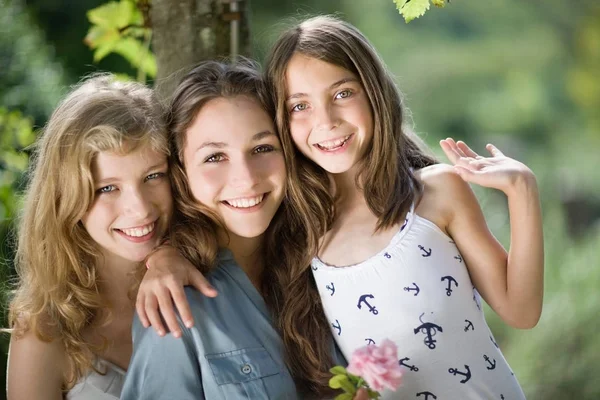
top-left (313, 216), bottom-right (523, 399)
top-left (414, 313), bottom-right (443, 349)
top-left (357, 294), bottom-right (378, 315)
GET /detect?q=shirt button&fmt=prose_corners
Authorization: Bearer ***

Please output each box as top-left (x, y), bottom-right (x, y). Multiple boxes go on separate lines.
top-left (241, 364), bottom-right (252, 374)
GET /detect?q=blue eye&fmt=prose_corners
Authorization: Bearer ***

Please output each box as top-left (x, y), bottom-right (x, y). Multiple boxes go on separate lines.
top-left (205, 153), bottom-right (226, 163)
top-left (336, 89), bottom-right (353, 99)
top-left (97, 185), bottom-right (116, 194)
top-left (291, 103), bottom-right (308, 112)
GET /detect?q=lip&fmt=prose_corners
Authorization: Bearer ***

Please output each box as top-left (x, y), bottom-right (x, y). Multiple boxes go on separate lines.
top-left (221, 193), bottom-right (269, 214)
top-left (114, 220), bottom-right (158, 244)
top-left (312, 134), bottom-right (354, 155)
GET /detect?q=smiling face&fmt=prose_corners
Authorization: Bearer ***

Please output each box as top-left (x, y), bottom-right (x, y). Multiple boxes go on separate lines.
top-left (182, 96), bottom-right (286, 245)
top-left (81, 145), bottom-right (172, 264)
top-left (285, 53), bottom-right (374, 176)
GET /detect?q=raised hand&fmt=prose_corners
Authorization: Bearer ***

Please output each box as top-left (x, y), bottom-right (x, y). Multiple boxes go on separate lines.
top-left (439, 137), bottom-right (536, 195)
top-left (136, 245), bottom-right (218, 338)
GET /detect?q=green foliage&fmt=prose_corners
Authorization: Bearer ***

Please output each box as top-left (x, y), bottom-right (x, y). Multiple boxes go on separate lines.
top-left (394, 0), bottom-right (449, 23)
top-left (0, 0), bottom-right (66, 122)
top-left (84, 0), bottom-right (155, 82)
top-left (0, 108), bottom-right (36, 221)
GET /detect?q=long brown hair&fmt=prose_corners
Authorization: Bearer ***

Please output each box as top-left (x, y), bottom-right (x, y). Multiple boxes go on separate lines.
top-left (264, 15), bottom-right (438, 394)
top-left (166, 60), bottom-right (335, 397)
top-left (8, 74), bottom-right (168, 388)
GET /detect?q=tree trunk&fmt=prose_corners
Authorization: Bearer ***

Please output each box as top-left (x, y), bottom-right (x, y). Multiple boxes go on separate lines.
top-left (150, 0), bottom-right (251, 101)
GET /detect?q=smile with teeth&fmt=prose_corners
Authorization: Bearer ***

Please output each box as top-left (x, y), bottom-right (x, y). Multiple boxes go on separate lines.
top-left (118, 222), bottom-right (155, 237)
top-left (315, 135), bottom-right (352, 151)
top-left (224, 194), bottom-right (265, 209)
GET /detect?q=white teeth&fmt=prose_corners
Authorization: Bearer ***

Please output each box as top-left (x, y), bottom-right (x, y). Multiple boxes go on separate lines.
top-left (121, 222), bottom-right (155, 237)
top-left (225, 195), bottom-right (264, 208)
top-left (316, 135), bottom-right (351, 150)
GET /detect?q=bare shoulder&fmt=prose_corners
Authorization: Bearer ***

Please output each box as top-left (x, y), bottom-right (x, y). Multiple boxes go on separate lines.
top-left (7, 327), bottom-right (67, 400)
top-left (414, 164), bottom-right (477, 229)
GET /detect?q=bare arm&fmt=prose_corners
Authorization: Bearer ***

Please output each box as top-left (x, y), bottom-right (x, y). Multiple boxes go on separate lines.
top-left (437, 139), bottom-right (544, 329)
top-left (7, 331), bottom-right (66, 400)
top-left (137, 245), bottom-right (217, 338)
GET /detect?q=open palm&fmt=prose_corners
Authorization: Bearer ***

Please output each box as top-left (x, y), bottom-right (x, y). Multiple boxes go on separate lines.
top-left (439, 138), bottom-right (534, 193)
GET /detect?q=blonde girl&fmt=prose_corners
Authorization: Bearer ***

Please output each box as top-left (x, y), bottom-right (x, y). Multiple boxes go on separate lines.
top-left (6, 75), bottom-right (172, 399)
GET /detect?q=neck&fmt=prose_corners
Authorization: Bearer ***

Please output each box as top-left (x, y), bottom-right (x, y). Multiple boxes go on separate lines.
top-left (331, 166), bottom-right (368, 213)
top-left (95, 254), bottom-right (138, 310)
top-left (218, 231), bottom-right (264, 292)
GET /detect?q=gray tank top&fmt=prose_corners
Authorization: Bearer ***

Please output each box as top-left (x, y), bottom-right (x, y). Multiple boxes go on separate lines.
top-left (66, 359), bottom-right (125, 400)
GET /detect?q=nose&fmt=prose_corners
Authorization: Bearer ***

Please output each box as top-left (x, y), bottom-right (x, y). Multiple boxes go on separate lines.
top-left (314, 102), bottom-right (338, 132)
top-left (122, 187), bottom-right (152, 219)
top-left (229, 155), bottom-right (260, 191)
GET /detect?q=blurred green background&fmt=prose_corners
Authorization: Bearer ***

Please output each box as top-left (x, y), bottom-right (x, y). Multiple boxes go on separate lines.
top-left (1, 0), bottom-right (599, 398)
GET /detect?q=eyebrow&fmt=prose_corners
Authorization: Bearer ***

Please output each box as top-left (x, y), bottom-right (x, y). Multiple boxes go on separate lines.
top-left (286, 77), bottom-right (359, 101)
top-left (96, 160), bottom-right (168, 186)
top-left (194, 130), bottom-right (276, 153)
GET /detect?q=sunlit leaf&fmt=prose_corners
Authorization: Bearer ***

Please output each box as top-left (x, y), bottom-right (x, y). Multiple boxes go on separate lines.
top-left (432, 0), bottom-right (446, 7)
top-left (398, 0), bottom-right (431, 23)
top-left (113, 37), bottom-right (157, 77)
top-left (329, 366), bottom-right (348, 375)
top-left (87, 0), bottom-right (136, 29)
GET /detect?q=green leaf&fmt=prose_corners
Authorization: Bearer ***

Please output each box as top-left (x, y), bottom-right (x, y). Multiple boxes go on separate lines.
top-left (84, 25), bottom-right (121, 51)
top-left (431, 0), bottom-right (446, 7)
top-left (334, 394), bottom-right (354, 400)
top-left (330, 366), bottom-right (348, 375)
top-left (87, 1), bottom-right (136, 29)
top-left (397, 0), bottom-right (431, 23)
top-left (112, 37), bottom-right (157, 77)
top-left (1, 150), bottom-right (29, 171)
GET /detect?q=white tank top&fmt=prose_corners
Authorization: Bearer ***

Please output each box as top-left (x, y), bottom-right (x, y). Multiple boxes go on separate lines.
top-left (66, 359), bottom-right (125, 400)
top-left (312, 205), bottom-right (526, 399)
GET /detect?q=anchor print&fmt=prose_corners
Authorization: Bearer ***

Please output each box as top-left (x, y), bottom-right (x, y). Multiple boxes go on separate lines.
top-left (311, 264), bottom-right (318, 271)
top-left (490, 335), bottom-right (499, 348)
top-left (413, 313), bottom-right (443, 349)
top-left (398, 357), bottom-right (419, 372)
top-left (403, 282), bottom-right (420, 296)
top-left (500, 395), bottom-right (505, 400)
top-left (326, 282), bottom-right (335, 296)
top-left (464, 319), bottom-right (474, 332)
top-left (454, 254), bottom-right (463, 263)
top-left (331, 320), bottom-right (341, 336)
top-left (384, 252), bottom-right (392, 259)
top-left (441, 275), bottom-right (458, 296)
top-left (448, 364), bottom-right (472, 383)
top-left (418, 245), bottom-right (432, 257)
top-left (365, 338), bottom-right (376, 345)
top-left (483, 354), bottom-right (497, 370)
top-left (357, 294), bottom-right (379, 315)
top-left (416, 392), bottom-right (437, 399)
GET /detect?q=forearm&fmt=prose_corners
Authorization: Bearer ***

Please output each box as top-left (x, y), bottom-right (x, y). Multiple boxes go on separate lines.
top-left (505, 173), bottom-right (544, 328)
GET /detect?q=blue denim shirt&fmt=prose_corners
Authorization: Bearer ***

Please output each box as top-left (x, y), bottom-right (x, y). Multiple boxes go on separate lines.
top-left (121, 249), bottom-right (299, 399)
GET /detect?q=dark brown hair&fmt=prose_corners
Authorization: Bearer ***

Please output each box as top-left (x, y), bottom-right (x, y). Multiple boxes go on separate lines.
top-left (264, 15), bottom-right (438, 395)
top-left (166, 60), bottom-right (335, 397)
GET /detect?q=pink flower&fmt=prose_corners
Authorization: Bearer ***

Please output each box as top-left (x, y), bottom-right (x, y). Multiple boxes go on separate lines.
top-left (346, 339), bottom-right (403, 392)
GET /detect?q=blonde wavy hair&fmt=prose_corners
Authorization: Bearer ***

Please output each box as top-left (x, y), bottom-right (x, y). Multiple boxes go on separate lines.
top-left (7, 74), bottom-right (168, 388)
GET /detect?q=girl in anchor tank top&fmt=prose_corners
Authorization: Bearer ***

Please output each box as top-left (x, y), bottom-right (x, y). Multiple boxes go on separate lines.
top-left (137, 16), bottom-right (544, 399)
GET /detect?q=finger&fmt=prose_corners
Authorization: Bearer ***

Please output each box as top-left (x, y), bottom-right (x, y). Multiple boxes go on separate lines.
top-left (439, 139), bottom-right (462, 164)
top-left (189, 269), bottom-right (218, 298)
top-left (456, 141), bottom-right (481, 159)
top-left (170, 285), bottom-right (194, 329)
top-left (145, 295), bottom-right (166, 337)
top-left (486, 143), bottom-right (504, 157)
top-left (156, 287), bottom-right (182, 338)
top-left (446, 137), bottom-right (469, 158)
top-left (136, 292), bottom-right (150, 328)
